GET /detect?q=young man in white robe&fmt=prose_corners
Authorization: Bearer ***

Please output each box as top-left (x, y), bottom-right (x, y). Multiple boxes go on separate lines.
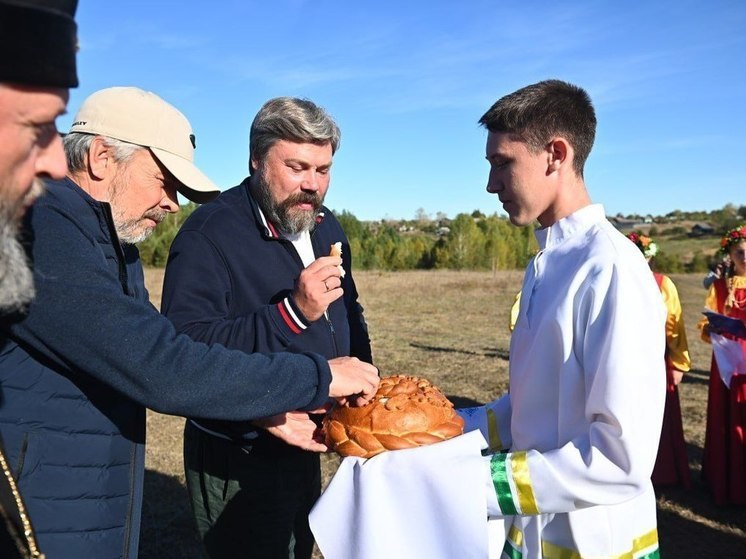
top-left (463, 79), bottom-right (667, 558)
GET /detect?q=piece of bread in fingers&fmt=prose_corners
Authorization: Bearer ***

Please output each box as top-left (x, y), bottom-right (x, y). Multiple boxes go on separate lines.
top-left (329, 242), bottom-right (345, 277)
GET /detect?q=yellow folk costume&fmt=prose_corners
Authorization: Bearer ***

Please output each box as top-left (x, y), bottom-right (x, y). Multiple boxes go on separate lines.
top-left (650, 272), bottom-right (691, 487)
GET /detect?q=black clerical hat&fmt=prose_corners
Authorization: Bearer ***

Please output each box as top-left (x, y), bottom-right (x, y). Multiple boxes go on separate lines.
top-left (0, 0), bottom-right (79, 87)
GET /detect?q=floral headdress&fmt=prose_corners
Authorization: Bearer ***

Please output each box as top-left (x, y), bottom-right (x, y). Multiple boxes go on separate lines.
top-left (719, 224), bottom-right (746, 255)
top-left (717, 224), bottom-right (746, 311)
top-left (627, 232), bottom-right (658, 259)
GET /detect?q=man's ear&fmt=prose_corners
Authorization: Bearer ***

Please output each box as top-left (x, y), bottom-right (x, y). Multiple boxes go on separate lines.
top-left (547, 137), bottom-right (571, 173)
top-left (87, 136), bottom-right (114, 180)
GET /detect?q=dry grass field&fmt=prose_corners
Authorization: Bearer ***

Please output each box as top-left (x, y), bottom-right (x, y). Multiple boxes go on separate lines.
top-left (140, 268), bottom-right (746, 558)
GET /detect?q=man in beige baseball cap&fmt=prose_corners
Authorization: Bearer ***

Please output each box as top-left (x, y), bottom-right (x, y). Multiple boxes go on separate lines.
top-left (70, 86), bottom-right (220, 203)
top-left (59, 86), bottom-right (220, 244)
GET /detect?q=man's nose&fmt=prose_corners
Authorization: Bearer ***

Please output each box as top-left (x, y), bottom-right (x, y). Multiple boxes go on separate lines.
top-left (486, 173), bottom-right (501, 194)
top-left (301, 170), bottom-right (321, 192)
top-left (162, 184), bottom-right (180, 213)
top-left (36, 133), bottom-right (67, 180)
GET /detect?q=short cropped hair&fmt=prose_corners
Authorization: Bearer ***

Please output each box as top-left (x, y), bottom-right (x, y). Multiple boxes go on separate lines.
top-left (63, 132), bottom-right (142, 173)
top-left (479, 80), bottom-right (596, 177)
top-left (249, 97), bottom-right (340, 171)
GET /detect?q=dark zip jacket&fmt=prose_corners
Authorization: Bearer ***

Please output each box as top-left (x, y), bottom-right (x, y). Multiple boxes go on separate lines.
top-left (161, 178), bottom-right (372, 451)
top-left (0, 178), bottom-right (333, 559)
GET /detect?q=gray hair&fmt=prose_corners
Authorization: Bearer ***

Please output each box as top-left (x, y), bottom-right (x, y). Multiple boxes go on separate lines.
top-left (63, 132), bottom-right (143, 172)
top-left (249, 97), bottom-right (341, 172)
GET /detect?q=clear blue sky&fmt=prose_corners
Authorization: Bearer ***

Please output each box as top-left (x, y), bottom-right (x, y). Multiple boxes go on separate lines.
top-left (59, 0), bottom-right (745, 222)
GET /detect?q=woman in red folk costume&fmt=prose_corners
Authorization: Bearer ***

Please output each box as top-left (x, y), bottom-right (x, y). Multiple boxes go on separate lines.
top-left (628, 233), bottom-right (692, 489)
top-left (698, 224), bottom-right (746, 505)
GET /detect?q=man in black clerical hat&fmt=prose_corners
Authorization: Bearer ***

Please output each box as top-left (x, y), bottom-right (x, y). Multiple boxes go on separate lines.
top-left (0, 1), bottom-right (78, 557)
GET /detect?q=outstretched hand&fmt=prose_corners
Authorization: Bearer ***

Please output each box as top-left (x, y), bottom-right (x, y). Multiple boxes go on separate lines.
top-left (253, 408), bottom-right (331, 452)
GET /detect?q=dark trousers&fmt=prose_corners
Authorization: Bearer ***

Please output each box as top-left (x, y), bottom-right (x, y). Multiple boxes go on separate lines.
top-left (183, 421), bottom-right (321, 559)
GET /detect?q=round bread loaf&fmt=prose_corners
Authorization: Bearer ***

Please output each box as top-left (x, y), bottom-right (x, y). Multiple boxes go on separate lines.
top-left (324, 375), bottom-right (464, 458)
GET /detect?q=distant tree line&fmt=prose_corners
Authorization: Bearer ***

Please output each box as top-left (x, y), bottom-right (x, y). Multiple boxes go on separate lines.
top-left (337, 210), bottom-right (537, 271)
top-left (138, 203), bottom-right (746, 272)
top-left (139, 205), bottom-right (537, 271)
top-left (628, 203), bottom-right (746, 229)
top-left (647, 203), bottom-right (746, 274)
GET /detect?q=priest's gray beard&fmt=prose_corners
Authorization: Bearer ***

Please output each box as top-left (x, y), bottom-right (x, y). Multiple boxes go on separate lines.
top-left (0, 181), bottom-right (42, 313)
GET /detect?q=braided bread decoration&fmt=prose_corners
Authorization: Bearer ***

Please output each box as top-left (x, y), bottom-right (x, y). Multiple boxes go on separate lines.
top-left (324, 375), bottom-right (464, 458)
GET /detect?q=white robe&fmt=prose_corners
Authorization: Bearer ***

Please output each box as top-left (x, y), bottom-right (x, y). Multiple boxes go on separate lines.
top-left (311, 204), bottom-right (667, 559)
top-left (464, 204), bottom-right (667, 558)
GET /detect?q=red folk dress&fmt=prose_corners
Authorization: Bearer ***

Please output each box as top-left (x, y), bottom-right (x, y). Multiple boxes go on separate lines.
top-left (699, 275), bottom-right (746, 505)
top-left (652, 273), bottom-right (692, 489)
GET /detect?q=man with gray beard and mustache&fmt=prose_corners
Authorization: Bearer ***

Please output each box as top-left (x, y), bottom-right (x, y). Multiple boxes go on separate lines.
top-left (161, 97), bottom-right (373, 559)
top-left (0, 88), bottom-right (379, 559)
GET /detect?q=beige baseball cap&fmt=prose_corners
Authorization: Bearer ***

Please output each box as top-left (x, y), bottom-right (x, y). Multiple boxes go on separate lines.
top-left (69, 86), bottom-right (220, 203)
